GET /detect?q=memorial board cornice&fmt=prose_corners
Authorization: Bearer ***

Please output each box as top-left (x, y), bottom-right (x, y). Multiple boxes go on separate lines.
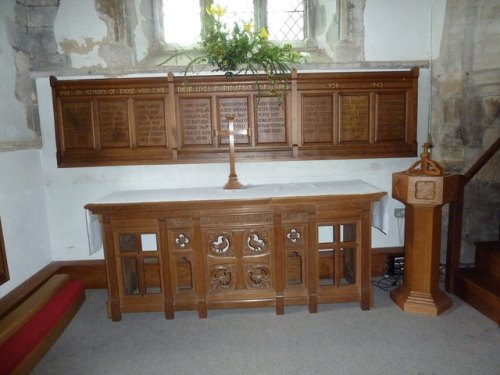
top-left (51, 68), bottom-right (418, 167)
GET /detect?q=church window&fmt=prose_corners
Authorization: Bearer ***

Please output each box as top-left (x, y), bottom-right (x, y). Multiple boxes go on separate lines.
top-left (161, 0), bottom-right (310, 46)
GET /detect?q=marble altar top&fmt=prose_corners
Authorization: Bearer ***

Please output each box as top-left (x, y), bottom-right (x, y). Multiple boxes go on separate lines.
top-left (89, 180), bottom-right (386, 204)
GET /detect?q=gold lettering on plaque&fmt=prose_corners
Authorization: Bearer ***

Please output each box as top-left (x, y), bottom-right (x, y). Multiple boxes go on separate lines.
top-left (256, 96), bottom-right (286, 144)
top-left (180, 98), bottom-right (212, 146)
top-left (61, 101), bottom-right (94, 149)
top-left (175, 83), bottom-right (284, 94)
top-left (339, 94), bottom-right (369, 143)
top-left (98, 100), bottom-right (130, 148)
top-left (326, 82), bottom-right (340, 89)
top-left (376, 93), bottom-right (406, 141)
top-left (302, 95), bottom-right (333, 144)
top-left (219, 98), bottom-right (249, 145)
top-left (58, 87), bottom-right (167, 97)
top-left (134, 100), bottom-right (166, 147)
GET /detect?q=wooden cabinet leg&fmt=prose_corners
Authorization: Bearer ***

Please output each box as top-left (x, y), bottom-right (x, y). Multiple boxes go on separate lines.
top-left (198, 300), bottom-right (207, 318)
top-left (276, 295), bottom-right (284, 315)
top-left (108, 298), bottom-right (122, 321)
top-left (309, 294), bottom-right (317, 313)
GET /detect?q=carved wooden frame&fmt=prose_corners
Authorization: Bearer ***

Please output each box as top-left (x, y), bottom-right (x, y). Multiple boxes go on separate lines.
top-left (0, 218), bottom-right (9, 286)
top-left (51, 68), bottom-right (419, 167)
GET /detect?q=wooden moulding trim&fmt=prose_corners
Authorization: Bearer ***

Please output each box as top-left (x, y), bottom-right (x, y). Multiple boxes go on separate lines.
top-left (0, 247), bottom-right (403, 318)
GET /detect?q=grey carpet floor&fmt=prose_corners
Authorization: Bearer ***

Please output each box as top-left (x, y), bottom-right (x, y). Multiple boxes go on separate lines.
top-left (32, 284), bottom-right (499, 375)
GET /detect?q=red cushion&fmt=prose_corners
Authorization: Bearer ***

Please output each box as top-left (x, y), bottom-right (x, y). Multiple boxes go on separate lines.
top-left (0, 280), bottom-right (85, 375)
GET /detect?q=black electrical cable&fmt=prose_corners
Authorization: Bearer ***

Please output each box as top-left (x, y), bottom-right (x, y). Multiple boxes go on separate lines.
top-left (371, 275), bottom-right (402, 291)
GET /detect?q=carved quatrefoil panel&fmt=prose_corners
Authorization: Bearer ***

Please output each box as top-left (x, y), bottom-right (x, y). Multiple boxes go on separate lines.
top-left (286, 228), bottom-right (302, 244)
top-left (245, 230), bottom-right (268, 255)
top-left (175, 233), bottom-right (190, 249)
top-left (210, 265), bottom-right (235, 291)
top-left (244, 264), bottom-right (271, 289)
top-left (208, 232), bottom-right (234, 256)
top-left (245, 232), bottom-right (267, 254)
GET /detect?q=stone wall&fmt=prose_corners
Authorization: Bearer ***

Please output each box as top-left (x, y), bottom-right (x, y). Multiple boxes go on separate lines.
top-left (432, 0), bottom-right (500, 262)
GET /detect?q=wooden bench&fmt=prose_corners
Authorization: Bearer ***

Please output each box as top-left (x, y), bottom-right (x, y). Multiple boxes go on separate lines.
top-left (0, 274), bottom-right (85, 375)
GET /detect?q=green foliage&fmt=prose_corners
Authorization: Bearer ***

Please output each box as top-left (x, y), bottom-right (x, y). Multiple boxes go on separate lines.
top-left (162, 4), bottom-right (306, 100)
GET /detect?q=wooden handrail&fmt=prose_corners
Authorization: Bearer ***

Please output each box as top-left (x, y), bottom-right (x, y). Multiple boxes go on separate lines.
top-left (464, 136), bottom-right (500, 183)
top-left (445, 135), bottom-right (500, 293)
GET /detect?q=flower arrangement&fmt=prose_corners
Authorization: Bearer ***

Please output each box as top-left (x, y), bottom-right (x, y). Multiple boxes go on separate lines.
top-left (164, 4), bottom-right (306, 100)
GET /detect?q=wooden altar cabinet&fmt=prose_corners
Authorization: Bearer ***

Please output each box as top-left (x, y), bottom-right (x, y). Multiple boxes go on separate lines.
top-left (85, 180), bottom-right (387, 320)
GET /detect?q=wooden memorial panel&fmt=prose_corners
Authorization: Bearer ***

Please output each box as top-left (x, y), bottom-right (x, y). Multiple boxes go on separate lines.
top-left (218, 97), bottom-right (250, 145)
top-left (338, 93), bottom-right (370, 143)
top-left (60, 100), bottom-right (95, 149)
top-left (179, 97), bottom-right (213, 147)
top-left (256, 96), bottom-right (287, 145)
top-left (98, 100), bottom-right (130, 148)
top-left (302, 95), bottom-right (333, 144)
top-left (375, 92), bottom-right (407, 142)
top-left (134, 99), bottom-right (167, 147)
top-left (51, 68), bottom-right (419, 167)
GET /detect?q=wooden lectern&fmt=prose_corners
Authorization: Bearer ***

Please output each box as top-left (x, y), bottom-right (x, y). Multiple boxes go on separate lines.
top-left (391, 143), bottom-right (459, 315)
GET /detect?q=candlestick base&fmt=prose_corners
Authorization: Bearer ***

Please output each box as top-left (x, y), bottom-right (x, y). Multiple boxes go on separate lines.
top-left (224, 175), bottom-right (244, 189)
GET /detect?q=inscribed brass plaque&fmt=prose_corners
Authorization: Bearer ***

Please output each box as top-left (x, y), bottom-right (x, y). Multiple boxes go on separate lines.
top-left (98, 100), bottom-right (130, 148)
top-left (61, 101), bottom-right (94, 149)
top-left (302, 95), bottom-right (333, 144)
top-left (219, 97), bottom-right (249, 145)
top-left (180, 98), bottom-right (212, 146)
top-left (256, 96), bottom-right (286, 144)
top-left (339, 94), bottom-right (370, 143)
top-left (376, 93), bottom-right (406, 141)
top-left (134, 100), bottom-right (166, 147)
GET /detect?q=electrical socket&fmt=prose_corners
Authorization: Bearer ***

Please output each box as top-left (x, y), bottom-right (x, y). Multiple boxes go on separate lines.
top-left (394, 208), bottom-right (406, 218)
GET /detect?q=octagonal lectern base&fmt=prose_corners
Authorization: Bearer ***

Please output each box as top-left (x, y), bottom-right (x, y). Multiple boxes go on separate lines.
top-left (391, 285), bottom-right (452, 316)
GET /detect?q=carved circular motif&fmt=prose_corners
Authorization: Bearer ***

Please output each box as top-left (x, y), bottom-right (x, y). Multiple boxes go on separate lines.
top-left (211, 268), bottom-right (233, 290)
top-left (247, 232), bottom-right (266, 253)
top-left (245, 265), bottom-right (271, 288)
top-left (210, 234), bottom-right (230, 254)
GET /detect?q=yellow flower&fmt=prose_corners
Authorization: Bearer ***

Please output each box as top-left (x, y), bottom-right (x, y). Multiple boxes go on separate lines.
top-left (258, 27), bottom-right (269, 39)
top-left (207, 4), bottom-right (225, 17)
top-left (243, 22), bottom-right (253, 34)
